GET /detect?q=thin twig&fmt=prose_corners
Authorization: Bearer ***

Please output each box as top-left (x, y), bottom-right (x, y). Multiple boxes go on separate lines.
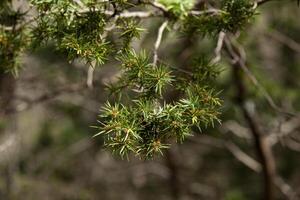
top-left (87, 61), bottom-right (96, 89)
top-left (189, 8), bottom-right (223, 15)
top-left (210, 31), bottom-right (226, 65)
top-left (153, 20), bottom-right (168, 65)
top-left (106, 10), bottom-right (159, 18)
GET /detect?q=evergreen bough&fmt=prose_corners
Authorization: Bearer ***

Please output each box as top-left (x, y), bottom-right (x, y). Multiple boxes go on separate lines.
top-left (1, 0), bottom-right (258, 159)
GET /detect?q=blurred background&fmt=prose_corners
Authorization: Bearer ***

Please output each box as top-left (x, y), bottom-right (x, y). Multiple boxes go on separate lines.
top-left (1, 1), bottom-right (300, 200)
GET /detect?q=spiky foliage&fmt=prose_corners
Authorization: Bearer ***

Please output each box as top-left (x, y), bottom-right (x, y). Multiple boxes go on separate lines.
top-left (31, 0), bottom-right (111, 64)
top-left (108, 50), bottom-right (173, 98)
top-left (0, 0), bottom-right (260, 159)
top-left (97, 50), bottom-right (221, 159)
top-left (29, 0), bottom-right (146, 66)
top-left (118, 18), bottom-right (144, 50)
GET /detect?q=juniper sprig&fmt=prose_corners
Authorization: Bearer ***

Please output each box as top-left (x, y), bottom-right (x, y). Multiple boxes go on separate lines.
top-left (0, 0), bottom-right (261, 159)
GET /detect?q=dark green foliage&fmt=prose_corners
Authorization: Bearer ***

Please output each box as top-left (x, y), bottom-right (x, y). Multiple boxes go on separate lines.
top-left (118, 19), bottom-right (144, 50)
top-left (182, 0), bottom-right (255, 35)
top-left (30, 0), bottom-right (147, 66)
top-left (0, 28), bottom-right (28, 75)
top-left (191, 56), bottom-right (221, 84)
top-left (221, 0), bottom-right (255, 32)
top-left (0, 4), bottom-right (29, 75)
top-left (31, 0), bottom-right (110, 65)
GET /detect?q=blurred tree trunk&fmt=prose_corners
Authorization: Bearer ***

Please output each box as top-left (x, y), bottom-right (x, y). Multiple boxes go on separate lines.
top-left (165, 148), bottom-right (182, 200)
top-left (0, 72), bottom-right (16, 200)
top-left (0, 73), bottom-right (15, 117)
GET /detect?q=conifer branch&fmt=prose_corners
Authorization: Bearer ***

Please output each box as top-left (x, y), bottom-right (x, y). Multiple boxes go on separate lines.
top-left (1, 1), bottom-right (300, 199)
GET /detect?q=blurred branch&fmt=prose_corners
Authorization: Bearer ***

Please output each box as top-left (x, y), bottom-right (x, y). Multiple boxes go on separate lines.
top-left (268, 116), bottom-right (300, 146)
top-left (224, 116), bottom-right (300, 148)
top-left (14, 83), bottom-right (86, 112)
top-left (257, 0), bottom-right (297, 7)
top-left (257, 0), bottom-right (273, 6)
top-left (225, 36), bottom-right (295, 116)
top-left (275, 177), bottom-right (299, 200)
top-left (0, 135), bottom-right (17, 161)
top-left (225, 141), bottom-right (262, 172)
top-left (257, 0), bottom-right (281, 6)
top-left (285, 138), bottom-right (300, 152)
top-left (224, 36), bottom-right (277, 200)
top-left (227, 140), bottom-right (299, 200)
top-left (221, 120), bottom-right (251, 139)
top-left (266, 29), bottom-right (300, 53)
top-left (191, 135), bottom-right (299, 200)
